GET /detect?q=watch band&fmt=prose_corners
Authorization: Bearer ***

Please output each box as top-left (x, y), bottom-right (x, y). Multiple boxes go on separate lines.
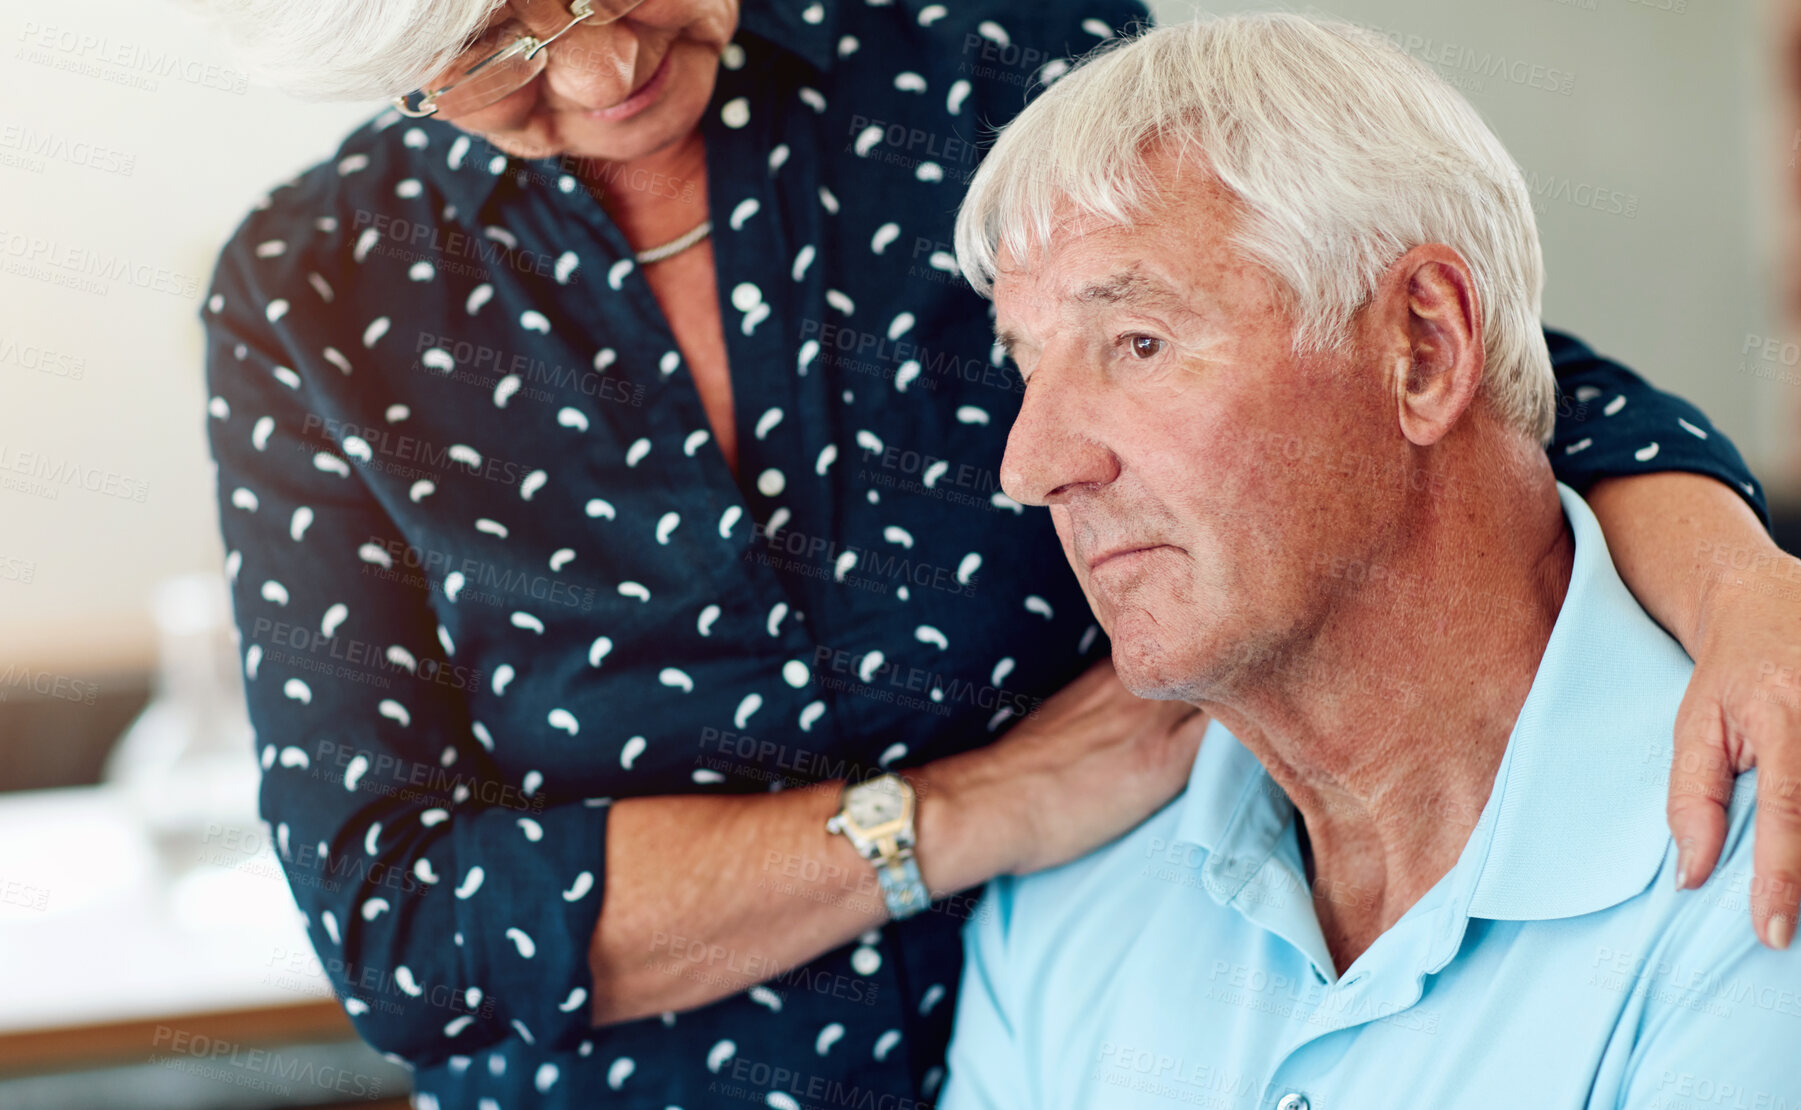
top-left (875, 850), bottom-right (929, 920)
top-left (826, 773), bottom-right (932, 921)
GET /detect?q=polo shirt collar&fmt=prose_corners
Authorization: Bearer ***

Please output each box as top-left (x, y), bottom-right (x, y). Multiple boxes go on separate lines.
top-left (1172, 482), bottom-right (1687, 924)
top-left (1462, 482), bottom-right (1688, 919)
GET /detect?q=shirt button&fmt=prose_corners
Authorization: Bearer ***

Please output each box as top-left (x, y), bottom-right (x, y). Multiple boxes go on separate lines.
top-left (1276, 1094), bottom-right (1310, 1110)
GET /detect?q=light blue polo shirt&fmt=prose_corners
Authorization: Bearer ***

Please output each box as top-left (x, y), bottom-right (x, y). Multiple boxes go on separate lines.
top-left (943, 484), bottom-right (1801, 1110)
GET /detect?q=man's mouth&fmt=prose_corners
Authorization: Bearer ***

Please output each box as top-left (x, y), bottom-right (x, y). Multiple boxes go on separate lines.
top-left (1087, 544), bottom-right (1175, 575)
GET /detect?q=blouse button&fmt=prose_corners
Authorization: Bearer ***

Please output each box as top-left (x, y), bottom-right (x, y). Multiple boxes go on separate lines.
top-left (1276, 1095), bottom-right (1310, 1110)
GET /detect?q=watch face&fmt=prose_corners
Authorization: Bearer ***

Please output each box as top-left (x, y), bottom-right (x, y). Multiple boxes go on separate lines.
top-left (846, 777), bottom-right (907, 827)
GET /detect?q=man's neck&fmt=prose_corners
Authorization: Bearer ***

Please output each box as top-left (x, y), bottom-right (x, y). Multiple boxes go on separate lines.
top-left (1201, 441), bottom-right (1574, 973)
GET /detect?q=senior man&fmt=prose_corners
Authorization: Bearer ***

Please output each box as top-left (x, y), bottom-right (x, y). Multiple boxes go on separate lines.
top-left (940, 13), bottom-right (1801, 1109)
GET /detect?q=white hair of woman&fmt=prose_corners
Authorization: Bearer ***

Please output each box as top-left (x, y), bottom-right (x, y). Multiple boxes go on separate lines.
top-left (177, 0), bottom-right (495, 100)
top-left (955, 11), bottom-right (1557, 444)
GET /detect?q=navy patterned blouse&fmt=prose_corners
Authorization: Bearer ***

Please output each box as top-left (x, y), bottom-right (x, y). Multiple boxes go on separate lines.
top-left (198, 1), bottom-right (1767, 1107)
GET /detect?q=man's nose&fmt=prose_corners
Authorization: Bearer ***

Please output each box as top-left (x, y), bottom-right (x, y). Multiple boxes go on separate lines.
top-left (999, 358), bottom-right (1119, 507)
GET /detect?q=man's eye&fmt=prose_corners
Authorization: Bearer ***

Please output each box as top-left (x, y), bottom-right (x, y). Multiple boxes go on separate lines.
top-left (1128, 335), bottom-right (1164, 359)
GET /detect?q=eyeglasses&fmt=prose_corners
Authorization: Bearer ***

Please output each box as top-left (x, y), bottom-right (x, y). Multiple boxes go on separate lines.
top-left (393, 0), bottom-right (648, 119)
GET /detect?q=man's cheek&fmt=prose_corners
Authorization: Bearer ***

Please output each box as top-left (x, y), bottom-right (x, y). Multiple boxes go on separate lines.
top-left (1055, 518), bottom-right (1108, 623)
top-left (1085, 586), bottom-right (1120, 638)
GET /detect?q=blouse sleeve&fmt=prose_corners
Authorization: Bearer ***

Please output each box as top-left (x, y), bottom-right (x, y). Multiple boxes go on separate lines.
top-left (1544, 326), bottom-right (1769, 531)
top-left (201, 224), bottom-right (611, 1066)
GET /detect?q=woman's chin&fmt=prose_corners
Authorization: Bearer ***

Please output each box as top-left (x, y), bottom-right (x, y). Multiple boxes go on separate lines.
top-left (560, 108), bottom-right (694, 162)
top-left (477, 128), bottom-right (566, 162)
top-left (481, 91), bottom-right (707, 166)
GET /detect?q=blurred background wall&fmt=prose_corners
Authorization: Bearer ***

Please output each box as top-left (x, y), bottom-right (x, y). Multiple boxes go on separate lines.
top-left (0, 0), bottom-right (376, 790)
top-left (1, 0), bottom-right (376, 679)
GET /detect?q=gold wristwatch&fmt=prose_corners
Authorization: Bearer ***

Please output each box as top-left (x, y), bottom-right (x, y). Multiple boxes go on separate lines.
top-left (825, 773), bottom-right (929, 919)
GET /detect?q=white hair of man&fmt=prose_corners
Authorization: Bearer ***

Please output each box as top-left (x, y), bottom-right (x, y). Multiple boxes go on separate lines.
top-left (955, 12), bottom-right (1557, 444)
top-left (177, 0), bottom-right (497, 100)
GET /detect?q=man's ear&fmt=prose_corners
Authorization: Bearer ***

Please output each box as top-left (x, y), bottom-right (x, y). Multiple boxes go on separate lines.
top-left (1372, 245), bottom-right (1484, 448)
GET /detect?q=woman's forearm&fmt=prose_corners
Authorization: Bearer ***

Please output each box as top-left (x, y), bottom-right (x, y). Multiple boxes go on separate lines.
top-left (589, 764), bottom-right (995, 1026)
top-left (1583, 471), bottom-right (1773, 653)
top-left (587, 659), bottom-right (1208, 1026)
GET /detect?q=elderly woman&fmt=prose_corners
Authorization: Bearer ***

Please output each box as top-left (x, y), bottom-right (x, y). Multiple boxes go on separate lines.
top-left (194, 0), bottom-right (1801, 1106)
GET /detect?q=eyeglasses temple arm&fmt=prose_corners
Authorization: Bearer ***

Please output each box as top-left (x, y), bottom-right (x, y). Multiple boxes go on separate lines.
top-left (524, 7), bottom-right (594, 59)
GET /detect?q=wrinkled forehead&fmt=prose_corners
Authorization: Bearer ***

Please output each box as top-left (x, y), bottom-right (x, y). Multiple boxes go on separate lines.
top-left (990, 192), bottom-right (1234, 341)
top-left (994, 210), bottom-right (1165, 306)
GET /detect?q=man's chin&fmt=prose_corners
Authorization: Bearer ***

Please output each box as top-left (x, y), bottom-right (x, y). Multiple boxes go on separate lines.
top-left (1108, 631), bottom-right (1203, 702)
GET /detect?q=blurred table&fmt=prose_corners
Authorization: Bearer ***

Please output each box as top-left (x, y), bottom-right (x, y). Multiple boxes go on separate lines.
top-left (0, 785), bottom-right (410, 1108)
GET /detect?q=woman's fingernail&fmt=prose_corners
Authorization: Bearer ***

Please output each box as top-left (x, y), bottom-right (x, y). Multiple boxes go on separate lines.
top-left (1768, 914), bottom-right (1794, 951)
top-left (1673, 841), bottom-right (1691, 890)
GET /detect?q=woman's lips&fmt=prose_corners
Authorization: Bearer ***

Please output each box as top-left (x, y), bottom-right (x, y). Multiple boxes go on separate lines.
top-left (586, 49), bottom-right (674, 122)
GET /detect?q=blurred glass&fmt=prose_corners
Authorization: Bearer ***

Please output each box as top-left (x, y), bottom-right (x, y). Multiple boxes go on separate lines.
top-left (103, 572), bottom-right (259, 883)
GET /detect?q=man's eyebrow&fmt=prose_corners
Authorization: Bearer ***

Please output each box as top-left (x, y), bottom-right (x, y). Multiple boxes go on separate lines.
top-left (992, 269), bottom-right (1183, 359)
top-left (1075, 269), bottom-right (1177, 306)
